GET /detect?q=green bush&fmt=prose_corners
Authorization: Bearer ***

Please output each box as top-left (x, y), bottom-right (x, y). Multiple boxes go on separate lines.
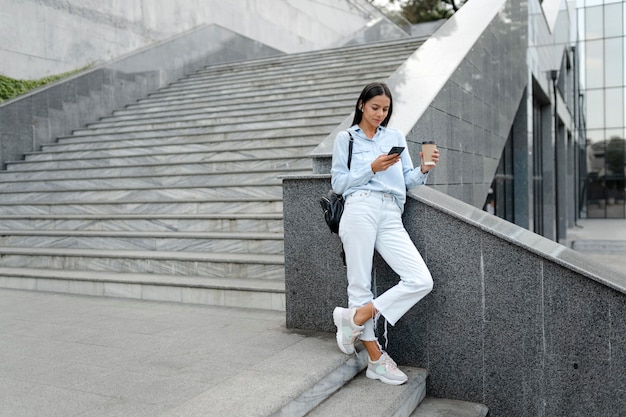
top-left (0, 66), bottom-right (90, 103)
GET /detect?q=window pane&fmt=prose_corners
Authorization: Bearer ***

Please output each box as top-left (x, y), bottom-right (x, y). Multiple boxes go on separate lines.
top-left (586, 39), bottom-right (603, 88)
top-left (578, 6), bottom-right (586, 42)
top-left (578, 40), bottom-right (586, 90)
top-left (586, 128), bottom-right (605, 143)
top-left (585, 6), bottom-right (603, 40)
top-left (586, 89), bottom-right (604, 129)
top-left (605, 37), bottom-right (623, 87)
top-left (587, 135), bottom-right (604, 176)
top-left (606, 128), bottom-right (623, 140)
top-left (604, 3), bottom-right (623, 38)
top-left (605, 88), bottom-right (624, 128)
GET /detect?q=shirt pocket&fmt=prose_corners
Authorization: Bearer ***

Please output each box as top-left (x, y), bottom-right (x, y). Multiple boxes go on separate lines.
top-left (351, 149), bottom-right (374, 163)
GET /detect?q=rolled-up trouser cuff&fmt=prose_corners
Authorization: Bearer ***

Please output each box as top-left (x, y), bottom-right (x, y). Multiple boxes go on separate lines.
top-left (359, 318), bottom-right (376, 341)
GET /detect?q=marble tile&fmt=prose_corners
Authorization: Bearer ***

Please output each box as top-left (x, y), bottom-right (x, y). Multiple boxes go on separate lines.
top-left (0, 276), bottom-right (38, 290)
top-left (141, 285), bottom-right (183, 303)
top-left (104, 282), bottom-right (142, 299)
top-left (0, 235), bottom-right (283, 255)
top-left (181, 287), bottom-right (225, 306)
top-left (68, 280), bottom-right (105, 297)
top-left (36, 278), bottom-right (71, 293)
top-left (223, 289), bottom-right (276, 310)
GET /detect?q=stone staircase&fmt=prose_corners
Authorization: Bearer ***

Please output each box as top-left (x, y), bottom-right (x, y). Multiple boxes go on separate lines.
top-left (0, 37), bottom-right (491, 417)
top-left (0, 38), bottom-right (424, 312)
top-left (258, 340), bottom-right (488, 417)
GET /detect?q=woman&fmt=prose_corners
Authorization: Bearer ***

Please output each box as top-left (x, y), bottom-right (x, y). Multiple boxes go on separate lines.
top-left (331, 82), bottom-right (439, 385)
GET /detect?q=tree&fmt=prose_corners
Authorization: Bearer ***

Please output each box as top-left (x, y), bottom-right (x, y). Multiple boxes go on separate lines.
top-left (606, 136), bottom-right (625, 176)
top-left (384, 0), bottom-right (468, 24)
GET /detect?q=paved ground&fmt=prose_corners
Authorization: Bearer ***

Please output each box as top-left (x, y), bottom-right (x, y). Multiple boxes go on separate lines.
top-left (0, 218), bottom-right (624, 417)
top-left (0, 290), bottom-right (333, 417)
top-left (562, 218), bottom-right (626, 274)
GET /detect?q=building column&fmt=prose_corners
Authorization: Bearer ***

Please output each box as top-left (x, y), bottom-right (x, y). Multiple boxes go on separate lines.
top-left (542, 103), bottom-right (557, 241)
top-left (556, 121), bottom-right (567, 241)
top-left (566, 133), bottom-right (576, 228)
top-left (513, 88), bottom-right (531, 229)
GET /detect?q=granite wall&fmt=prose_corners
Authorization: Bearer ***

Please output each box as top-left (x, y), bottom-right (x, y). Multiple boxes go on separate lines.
top-left (285, 2), bottom-right (615, 413)
top-left (283, 177), bottom-right (626, 416)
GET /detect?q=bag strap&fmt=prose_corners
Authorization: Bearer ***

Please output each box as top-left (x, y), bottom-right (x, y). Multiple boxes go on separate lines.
top-left (347, 131), bottom-right (354, 170)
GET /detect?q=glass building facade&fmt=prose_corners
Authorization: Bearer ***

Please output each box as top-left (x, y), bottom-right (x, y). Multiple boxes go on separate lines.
top-left (578, 0), bottom-right (626, 218)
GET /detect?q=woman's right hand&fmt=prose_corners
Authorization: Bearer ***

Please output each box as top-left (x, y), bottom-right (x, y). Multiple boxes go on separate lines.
top-left (371, 153), bottom-right (401, 173)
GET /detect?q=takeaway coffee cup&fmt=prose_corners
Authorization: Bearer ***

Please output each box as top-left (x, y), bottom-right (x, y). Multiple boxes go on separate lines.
top-left (422, 141), bottom-right (437, 166)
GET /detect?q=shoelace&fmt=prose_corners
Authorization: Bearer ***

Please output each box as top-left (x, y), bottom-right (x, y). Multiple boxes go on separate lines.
top-left (379, 353), bottom-right (399, 370)
top-left (371, 306), bottom-right (390, 350)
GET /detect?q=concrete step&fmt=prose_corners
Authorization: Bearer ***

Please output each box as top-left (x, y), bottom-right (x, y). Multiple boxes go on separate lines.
top-left (0, 184), bottom-right (283, 204)
top-left (51, 124), bottom-right (329, 146)
top-left (0, 160), bottom-right (311, 181)
top-left (22, 141), bottom-right (315, 162)
top-left (69, 113), bottom-right (343, 137)
top-left (37, 132), bottom-right (322, 154)
top-left (161, 66), bottom-right (399, 96)
top-left (187, 37), bottom-right (423, 75)
top-left (9, 146), bottom-right (310, 172)
top-left (86, 101), bottom-right (353, 130)
top-left (410, 397), bottom-right (489, 417)
top-left (106, 97), bottom-right (355, 121)
top-left (307, 354), bottom-right (428, 417)
top-left (0, 197), bottom-right (283, 215)
top-left (80, 106), bottom-right (345, 133)
top-left (0, 247), bottom-right (284, 279)
top-left (162, 58), bottom-right (404, 86)
top-left (12, 148), bottom-right (310, 170)
top-left (0, 267), bottom-right (285, 311)
top-left (570, 239), bottom-right (626, 253)
top-left (182, 55), bottom-right (414, 87)
top-left (115, 93), bottom-right (353, 116)
top-left (190, 38), bottom-right (421, 73)
top-left (63, 118), bottom-right (340, 142)
top-left (183, 40), bottom-right (422, 84)
top-left (150, 64), bottom-right (402, 100)
top-left (0, 230), bottom-right (284, 254)
top-left (134, 81), bottom-right (366, 107)
top-left (0, 170), bottom-right (302, 192)
top-left (264, 349), bottom-right (370, 417)
top-left (0, 213), bottom-right (283, 233)
top-left (130, 85), bottom-right (361, 109)
top-left (42, 130), bottom-right (326, 151)
top-left (160, 334), bottom-right (368, 416)
top-left (0, 167), bottom-right (310, 193)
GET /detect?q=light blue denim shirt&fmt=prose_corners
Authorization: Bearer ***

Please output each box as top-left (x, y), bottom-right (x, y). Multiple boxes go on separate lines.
top-left (330, 125), bottom-right (429, 211)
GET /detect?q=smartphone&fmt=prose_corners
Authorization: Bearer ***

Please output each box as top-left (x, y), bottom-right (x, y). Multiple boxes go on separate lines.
top-left (387, 146), bottom-right (405, 155)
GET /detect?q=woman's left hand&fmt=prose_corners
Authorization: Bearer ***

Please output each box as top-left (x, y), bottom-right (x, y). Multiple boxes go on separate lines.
top-left (419, 148), bottom-right (440, 174)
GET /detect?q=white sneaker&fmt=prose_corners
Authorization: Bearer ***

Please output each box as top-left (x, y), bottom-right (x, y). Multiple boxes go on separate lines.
top-left (366, 352), bottom-right (408, 385)
top-left (332, 307), bottom-right (364, 354)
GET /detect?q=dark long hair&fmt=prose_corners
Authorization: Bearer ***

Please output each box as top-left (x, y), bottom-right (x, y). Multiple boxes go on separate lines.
top-left (351, 82), bottom-right (393, 126)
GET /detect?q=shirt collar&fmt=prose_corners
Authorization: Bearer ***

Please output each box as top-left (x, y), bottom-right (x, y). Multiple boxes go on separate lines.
top-left (351, 125), bottom-right (385, 137)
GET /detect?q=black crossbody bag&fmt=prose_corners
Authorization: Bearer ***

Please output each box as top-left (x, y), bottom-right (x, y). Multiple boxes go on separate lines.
top-left (320, 131), bottom-right (354, 234)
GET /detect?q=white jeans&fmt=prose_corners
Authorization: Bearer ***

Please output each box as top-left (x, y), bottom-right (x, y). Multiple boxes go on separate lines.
top-left (339, 190), bottom-right (433, 341)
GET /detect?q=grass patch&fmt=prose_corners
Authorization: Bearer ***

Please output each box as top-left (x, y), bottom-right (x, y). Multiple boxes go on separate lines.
top-left (0, 65), bottom-right (91, 103)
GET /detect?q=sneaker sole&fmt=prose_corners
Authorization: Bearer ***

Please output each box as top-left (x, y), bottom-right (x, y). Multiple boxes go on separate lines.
top-left (333, 307), bottom-right (354, 355)
top-left (366, 369), bottom-right (407, 385)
